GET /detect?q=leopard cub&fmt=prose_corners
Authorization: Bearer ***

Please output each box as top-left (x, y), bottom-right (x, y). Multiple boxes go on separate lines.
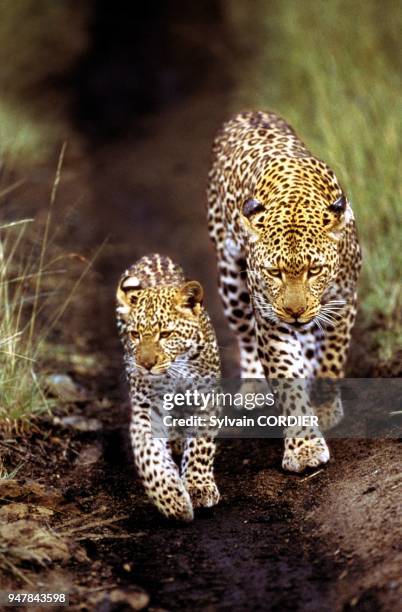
top-left (116, 253), bottom-right (221, 521)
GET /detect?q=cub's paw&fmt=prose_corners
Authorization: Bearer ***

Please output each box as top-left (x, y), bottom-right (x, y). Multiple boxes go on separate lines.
top-left (153, 479), bottom-right (194, 522)
top-left (184, 479), bottom-right (220, 509)
top-left (282, 436), bottom-right (330, 473)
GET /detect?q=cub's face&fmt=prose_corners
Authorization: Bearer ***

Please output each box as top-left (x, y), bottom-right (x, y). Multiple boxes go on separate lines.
top-left (241, 195), bottom-right (351, 326)
top-left (116, 277), bottom-right (204, 375)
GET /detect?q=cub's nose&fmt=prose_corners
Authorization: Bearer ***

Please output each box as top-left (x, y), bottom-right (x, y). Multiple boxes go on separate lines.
top-left (141, 355), bottom-right (157, 370)
top-left (283, 306), bottom-right (306, 318)
top-left (137, 341), bottom-right (159, 370)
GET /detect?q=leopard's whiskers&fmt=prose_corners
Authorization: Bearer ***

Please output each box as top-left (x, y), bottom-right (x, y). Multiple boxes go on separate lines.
top-left (253, 293), bottom-right (277, 324)
top-left (315, 299), bottom-right (346, 329)
top-left (324, 299), bottom-right (347, 306)
top-left (317, 313), bottom-right (337, 326)
top-left (314, 317), bottom-right (326, 336)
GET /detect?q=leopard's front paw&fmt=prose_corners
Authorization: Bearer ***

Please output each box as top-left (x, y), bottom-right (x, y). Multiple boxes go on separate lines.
top-left (282, 436), bottom-right (330, 473)
top-left (184, 479), bottom-right (220, 509)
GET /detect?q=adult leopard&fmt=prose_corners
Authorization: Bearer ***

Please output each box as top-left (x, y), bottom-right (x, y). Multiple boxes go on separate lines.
top-left (207, 111), bottom-right (361, 472)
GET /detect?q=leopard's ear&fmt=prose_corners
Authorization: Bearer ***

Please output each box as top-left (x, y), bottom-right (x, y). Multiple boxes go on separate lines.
top-left (240, 198), bottom-right (265, 242)
top-left (176, 281), bottom-right (203, 315)
top-left (116, 274), bottom-right (142, 317)
top-left (324, 195), bottom-right (353, 241)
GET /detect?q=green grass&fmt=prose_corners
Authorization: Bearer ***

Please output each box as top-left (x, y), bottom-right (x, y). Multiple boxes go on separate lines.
top-left (0, 148), bottom-right (94, 425)
top-left (0, 0), bottom-right (88, 164)
top-left (229, 0), bottom-right (402, 360)
top-left (0, 216), bottom-right (50, 423)
top-left (0, 102), bottom-right (60, 165)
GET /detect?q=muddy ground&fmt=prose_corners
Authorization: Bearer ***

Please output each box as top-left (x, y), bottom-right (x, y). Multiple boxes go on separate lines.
top-left (0, 78), bottom-right (401, 611)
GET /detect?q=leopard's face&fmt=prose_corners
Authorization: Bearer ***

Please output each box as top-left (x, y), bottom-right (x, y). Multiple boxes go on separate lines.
top-left (116, 278), bottom-right (204, 375)
top-left (242, 191), bottom-right (351, 326)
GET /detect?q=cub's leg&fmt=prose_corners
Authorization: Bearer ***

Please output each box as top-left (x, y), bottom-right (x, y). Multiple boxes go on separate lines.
top-left (215, 246), bottom-right (264, 379)
top-left (130, 410), bottom-right (194, 522)
top-left (181, 436), bottom-right (220, 508)
top-left (255, 322), bottom-right (330, 472)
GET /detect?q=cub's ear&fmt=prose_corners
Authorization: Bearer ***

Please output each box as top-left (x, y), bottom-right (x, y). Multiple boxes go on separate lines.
top-left (177, 281), bottom-right (204, 315)
top-left (240, 198), bottom-right (265, 242)
top-left (324, 195), bottom-right (353, 241)
top-left (116, 274), bottom-right (142, 317)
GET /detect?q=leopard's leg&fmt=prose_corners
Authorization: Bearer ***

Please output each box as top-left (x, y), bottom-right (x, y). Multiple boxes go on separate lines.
top-left (130, 406), bottom-right (193, 521)
top-left (215, 245), bottom-right (264, 379)
top-left (207, 176), bottom-right (263, 378)
top-left (310, 381), bottom-right (344, 431)
top-left (167, 437), bottom-right (184, 457)
top-left (181, 436), bottom-right (220, 509)
top-left (255, 321), bottom-right (329, 472)
top-left (310, 300), bottom-right (357, 430)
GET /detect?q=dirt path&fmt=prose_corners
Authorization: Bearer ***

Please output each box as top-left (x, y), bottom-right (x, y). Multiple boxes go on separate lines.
top-left (90, 421), bottom-right (401, 612)
top-left (2, 84), bottom-right (401, 610)
top-left (72, 84), bottom-right (401, 610)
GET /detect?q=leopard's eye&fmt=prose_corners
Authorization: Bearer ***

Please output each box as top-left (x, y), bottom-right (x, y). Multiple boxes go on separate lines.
top-left (266, 268), bottom-right (282, 278)
top-left (159, 330), bottom-right (173, 339)
top-left (130, 330), bottom-right (140, 340)
top-left (308, 266), bottom-right (323, 277)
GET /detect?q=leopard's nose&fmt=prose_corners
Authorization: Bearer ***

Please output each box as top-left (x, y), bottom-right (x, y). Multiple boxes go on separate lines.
top-left (284, 306), bottom-right (306, 318)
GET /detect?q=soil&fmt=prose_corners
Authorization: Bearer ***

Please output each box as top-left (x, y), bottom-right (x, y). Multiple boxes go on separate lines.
top-left (0, 78), bottom-right (401, 612)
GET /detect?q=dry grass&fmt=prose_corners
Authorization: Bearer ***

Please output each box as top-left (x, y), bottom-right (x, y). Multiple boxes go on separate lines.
top-left (0, 478), bottom-right (128, 584)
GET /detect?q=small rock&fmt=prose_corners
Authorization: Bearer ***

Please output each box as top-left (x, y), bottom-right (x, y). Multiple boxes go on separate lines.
top-left (96, 588), bottom-right (150, 611)
top-left (75, 444), bottom-right (102, 466)
top-left (96, 397), bottom-right (113, 409)
top-left (45, 374), bottom-right (86, 402)
top-left (70, 352), bottom-right (105, 376)
top-left (60, 416), bottom-right (102, 432)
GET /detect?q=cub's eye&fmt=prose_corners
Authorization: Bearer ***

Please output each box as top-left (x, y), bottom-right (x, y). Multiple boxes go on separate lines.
top-left (159, 330), bottom-right (173, 339)
top-left (308, 266), bottom-right (323, 277)
top-left (130, 330), bottom-right (140, 340)
top-left (266, 268), bottom-right (282, 278)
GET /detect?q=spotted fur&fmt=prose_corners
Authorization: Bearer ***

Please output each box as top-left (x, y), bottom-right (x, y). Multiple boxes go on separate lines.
top-left (207, 111), bottom-right (361, 472)
top-left (116, 254), bottom-right (220, 521)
